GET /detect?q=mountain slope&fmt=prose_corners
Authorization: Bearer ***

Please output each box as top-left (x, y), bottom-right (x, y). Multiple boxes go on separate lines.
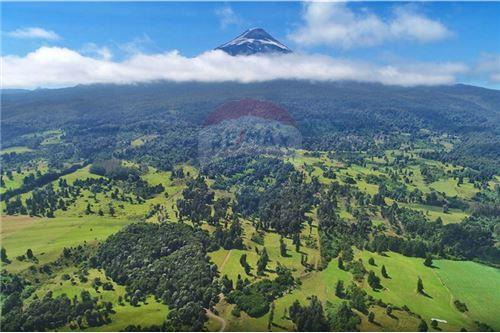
top-left (215, 28), bottom-right (292, 56)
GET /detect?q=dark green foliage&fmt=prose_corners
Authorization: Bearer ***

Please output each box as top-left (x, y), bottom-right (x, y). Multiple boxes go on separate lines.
top-left (367, 271), bottom-right (382, 290)
top-left (418, 319), bottom-right (428, 331)
top-left (454, 299), bottom-right (469, 313)
top-left (279, 237), bottom-right (287, 257)
top-left (268, 302), bottom-right (275, 329)
top-left (227, 265), bottom-right (295, 318)
top-left (1, 247), bottom-right (10, 263)
top-left (239, 254), bottom-right (251, 275)
top-left (289, 296), bottom-right (330, 331)
top-left (381, 265), bottom-right (389, 278)
top-left (2, 163), bottom-right (86, 202)
top-left (417, 277), bottom-right (424, 294)
top-left (475, 321), bottom-right (494, 332)
top-left (90, 159), bottom-right (138, 180)
top-left (92, 222), bottom-right (219, 330)
top-left (257, 247), bottom-right (269, 275)
top-left (214, 219), bottom-right (244, 249)
top-left (1, 289), bottom-right (113, 331)
top-left (328, 301), bottom-right (361, 331)
top-left (335, 280), bottom-right (345, 298)
top-left (424, 255), bottom-right (433, 267)
top-left (176, 176), bottom-right (214, 226)
top-left (346, 283), bottom-right (368, 314)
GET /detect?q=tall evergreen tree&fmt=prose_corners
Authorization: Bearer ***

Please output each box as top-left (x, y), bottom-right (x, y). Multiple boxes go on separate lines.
top-left (417, 277), bottom-right (424, 294)
top-left (381, 265), bottom-right (389, 278)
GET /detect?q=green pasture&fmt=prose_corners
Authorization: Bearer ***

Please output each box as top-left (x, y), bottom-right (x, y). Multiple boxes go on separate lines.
top-left (1, 215), bottom-right (131, 273)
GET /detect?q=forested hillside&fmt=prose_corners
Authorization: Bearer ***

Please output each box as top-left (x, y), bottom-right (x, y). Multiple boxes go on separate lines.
top-left (1, 80), bottom-right (499, 332)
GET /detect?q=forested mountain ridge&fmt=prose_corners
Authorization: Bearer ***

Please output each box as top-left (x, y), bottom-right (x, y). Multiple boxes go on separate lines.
top-left (2, 81), bottom-right (499, 174)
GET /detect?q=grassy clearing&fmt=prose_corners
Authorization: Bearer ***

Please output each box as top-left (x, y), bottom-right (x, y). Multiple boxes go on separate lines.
top-left (356, 251), bottom-right (500, 331)
top-left (131, 134), bottom-right (158, 147)
top-left (1, 215), bottom-right (131, 273)
top-left (429, 179), bottom-right (478, 199)
top-left (1, 146), bottom-right (33, 155)
top-left (435, 260), bottom-right (500, 330)
top-left (400, 203), bottom-right (469, 224)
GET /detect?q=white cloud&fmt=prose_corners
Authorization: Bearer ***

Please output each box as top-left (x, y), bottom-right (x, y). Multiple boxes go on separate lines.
top-left (6, 27), bottom-right (60, 40)
top-left (1, 46), bottom-right (467, 89)
top-left (80, 43), bottom-right (113, 61)
top-left (475, 54), bottom-right (500, 83)
top-left (215, 6), bottom-right (240, 29)
top-left (288, 3), bottom-right (451, 49)
top-left (118, 34), bottom-right (157, 55)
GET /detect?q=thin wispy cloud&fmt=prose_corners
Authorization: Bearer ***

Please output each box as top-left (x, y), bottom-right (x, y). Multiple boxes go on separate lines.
top-left (6, 27), bottom-right (60, 40)
top-left (215, 6), bottom-right (241, 29)
top-left (289, 3), bottom-right (451, 49)
top-left (117, 34), bottom-right (158, 55)
top-left (475, 54), bottom-right (500, 83)
top-left (80, 43), bottom-right (113, 61)
top-left (1, 46), bottom-right (468, 89)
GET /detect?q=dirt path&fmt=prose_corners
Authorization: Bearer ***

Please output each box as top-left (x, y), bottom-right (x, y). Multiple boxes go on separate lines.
top-left (432, 269), bottom-right (471, 321)
top-left (206, 308), bottom-right (227, 332)
top-left (220, 249), bottom-right (233, 271)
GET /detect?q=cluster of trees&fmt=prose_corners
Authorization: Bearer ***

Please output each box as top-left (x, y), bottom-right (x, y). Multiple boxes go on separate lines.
top-left (226, 265), bottom-right (296, 318)
top-left (2, 163), bottom-right (86, 201)
top-left (289, 296), bottom-right (362, 331)
top-left (1, 285), bottom-right (113, 331)
top-left (4, 170), bottom-right (164, 217)
top-left (176, 176), bottom-right (215, 226)
top-left (376, 204), bottom-right (499, 264)
top-left (92, 223), bottom-right (220, 330)
top-left (214, 218), bottom-right (244, 249)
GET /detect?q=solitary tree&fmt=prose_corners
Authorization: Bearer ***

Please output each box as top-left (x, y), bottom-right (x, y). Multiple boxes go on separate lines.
top-left (431, 320), bottom-right (438, 329)
top-left (386, 305), bottom-right (393, 316)
top-left (335, 280), bottom-right (345, 298)
top-left (26, 248), bottom-right (34, 259)
top-left (1, 247), bottom-right (9, 263)
top-left (293, 233), bottom-right (300, 252)
top-left (368, 312), bottom-right (375, 323)
top-left (279, 238), bottom-right (287, 257)
top-left (367, 271), bottom-right (381, 290)
top-left (85, 203), bottom-right (92, 215)
top-left (257, 247), bottom-right (269, 275)
top-left (338, 256), bottom-right (344, 270)
top-left (418, 320), bottom-right (428, 332)
top-left (368, 257), bottom-right (375, 266)
top-left (239, 254), bottom-right (251, 275)
top-left (424, 255), bottom-right (433, 267)
top-left (109, 204), bottom-right (116, 217)
top-left (417, 277), bottom-right (424, 294)
top-left (381, 265), bottom-right (389, 278)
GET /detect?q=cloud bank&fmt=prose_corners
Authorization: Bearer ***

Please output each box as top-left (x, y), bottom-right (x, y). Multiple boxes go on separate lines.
top-left (289, 3), bottom-right (451, 48)
top-left (5, 27), bottom-right (60, 40)
top-left (1, 46), bottom-right (468, 89)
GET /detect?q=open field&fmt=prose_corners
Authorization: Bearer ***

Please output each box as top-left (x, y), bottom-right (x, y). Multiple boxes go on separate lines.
top-left (1, 215), bottom-right (131, 273)
top-left (1, 146), bottom-right (33, 155)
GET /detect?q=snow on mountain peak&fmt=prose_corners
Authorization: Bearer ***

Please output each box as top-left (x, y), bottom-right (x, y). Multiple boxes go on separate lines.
top-left (215, 28), bottom-right (292, 56)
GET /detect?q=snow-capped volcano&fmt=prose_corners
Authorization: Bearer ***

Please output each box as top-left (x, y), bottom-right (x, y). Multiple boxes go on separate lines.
top-left (215, 28), bottom-right (292, 56)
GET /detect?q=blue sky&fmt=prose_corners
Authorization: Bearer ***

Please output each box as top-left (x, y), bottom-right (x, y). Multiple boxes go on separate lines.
top-left (2, 2), bottom-right (499, 89)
